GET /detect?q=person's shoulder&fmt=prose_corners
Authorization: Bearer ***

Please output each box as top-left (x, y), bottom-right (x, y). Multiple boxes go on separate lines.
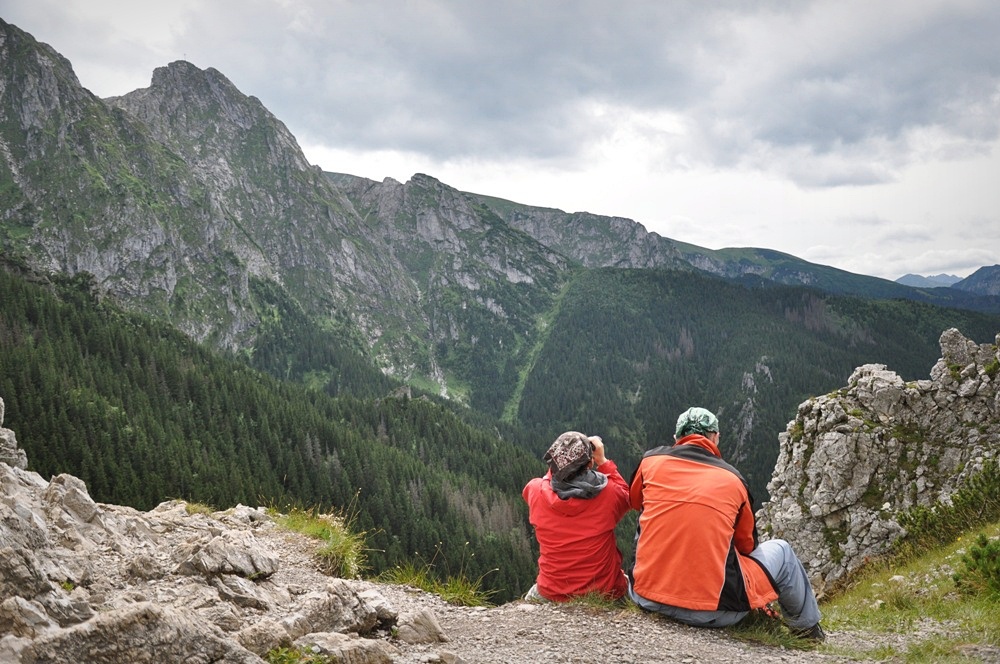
top-left (640, 444), bottom-right (674, 459)
top-left (523, 475), bottom-right (550, 495)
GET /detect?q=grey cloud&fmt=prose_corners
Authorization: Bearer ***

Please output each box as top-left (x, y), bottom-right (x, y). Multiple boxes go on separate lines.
top-left (171, 0), bottom-right (732, 160)
top-left (8, 0), bottom-right (1000, 188)
top-left (754, 19), bottom-right (1000, 152)
top-left (680, 3), bottom-right (1000, 185)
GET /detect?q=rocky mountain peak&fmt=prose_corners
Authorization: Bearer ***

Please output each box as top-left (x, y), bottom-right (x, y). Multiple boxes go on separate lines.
top-left (0, 20), bottom-right (99, 159)
top-left (953, 265), bottom-right (1000, 297)
top-left (759, 328), bottom-right (1000, 596)
top-left (108, 59), bottom-right (310, 174)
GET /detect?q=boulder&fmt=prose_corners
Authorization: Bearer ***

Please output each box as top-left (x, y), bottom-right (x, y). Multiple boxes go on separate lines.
top-left (759, 329), bottom-right (1000, 595)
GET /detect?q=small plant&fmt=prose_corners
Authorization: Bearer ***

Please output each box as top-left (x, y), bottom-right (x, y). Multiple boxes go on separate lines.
top-left (184, 501), bottom-right (215, 516)
top-left (891, 421), bottom-right (929, 448)
top-left (789, 420), bottom-right (805, 442)
top-left (59, 580), bottom-right (75, 592)
top-left (984, 357), bottom-right (999, 380)
top-left (269, 497), bottom-right (370, 579)
top-left (953, 533), bottom-right (1000, 598)
top-left (727, 607), bottom-right (816, 650)
top-left (379, 543), bottom-right (497, 607)
top-left (896, 460), bottom-right (1000, 556)
top-left (264, 646), bottom-right (334, 664)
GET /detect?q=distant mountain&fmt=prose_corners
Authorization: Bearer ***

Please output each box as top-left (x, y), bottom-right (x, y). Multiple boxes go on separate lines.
top-left (476, 196), bottom-right (1000, 313)
top-left (953, 265), bottom-right (1000, 296)
top-left (896, 273), bottom-right (962, 288)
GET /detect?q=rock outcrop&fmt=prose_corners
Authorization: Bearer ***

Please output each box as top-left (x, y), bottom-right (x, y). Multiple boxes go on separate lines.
top-left (0, 398), bottom-right (431, 662)
top-left (0, 397), bottom-right (27, 470)
top-left (759, 328), bottom-right (1000, 595)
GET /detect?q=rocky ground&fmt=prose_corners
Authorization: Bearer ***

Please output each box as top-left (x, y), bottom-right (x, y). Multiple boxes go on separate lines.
top-left (366, 581), bottom-right (839, 663)
top-left (365, 575), bottom-right (1000, 663)
top-left (266, 527), bottom-right (897, 664)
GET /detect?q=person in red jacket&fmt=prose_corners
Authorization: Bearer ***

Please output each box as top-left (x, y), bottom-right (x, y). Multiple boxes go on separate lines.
top-left (522, 431), bottom-right (631, 601)
top-left (628, 407), bottom-right (824, 641)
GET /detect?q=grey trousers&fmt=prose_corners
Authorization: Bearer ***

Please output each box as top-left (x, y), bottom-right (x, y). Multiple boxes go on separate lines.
top-left (628, 538), bottom-right (822, 629)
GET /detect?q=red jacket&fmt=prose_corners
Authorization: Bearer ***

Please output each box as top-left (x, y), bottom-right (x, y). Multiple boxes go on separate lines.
top-left (522, 460), bottom-right (631, 600)
top-left (628, 435), bottom-right (778, 611)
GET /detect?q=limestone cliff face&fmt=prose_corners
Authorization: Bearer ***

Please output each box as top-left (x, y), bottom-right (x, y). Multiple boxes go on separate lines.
top-left (759, 328), bottom-right (1000, 595)
top-left (0, 21), bottom-right (569, 399)
top-left (0, 398), bottom-right (27, 470)
top-left (475, 197), bottom-right (689, 270)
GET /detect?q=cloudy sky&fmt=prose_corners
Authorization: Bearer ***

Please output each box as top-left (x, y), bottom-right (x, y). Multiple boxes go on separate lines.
top-left (4, 1), bottom-right (999, 280)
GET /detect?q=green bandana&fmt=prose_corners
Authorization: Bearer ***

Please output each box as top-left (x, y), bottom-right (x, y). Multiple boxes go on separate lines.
top-left (674, 407), bottom-right (719, 438)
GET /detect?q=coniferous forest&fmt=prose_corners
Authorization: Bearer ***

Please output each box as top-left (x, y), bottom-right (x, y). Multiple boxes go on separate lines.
top-left (514, 267), bottom-right (1000, 493)
top-left (0, 264), bottom-right (541, 602)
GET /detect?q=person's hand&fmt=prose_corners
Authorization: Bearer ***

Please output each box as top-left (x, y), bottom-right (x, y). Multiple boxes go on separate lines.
top-left (589, 436), bottom-right (606, 466)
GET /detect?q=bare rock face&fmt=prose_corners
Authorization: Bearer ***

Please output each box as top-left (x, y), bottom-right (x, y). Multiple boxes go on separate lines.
top-left (0, 398), bottom-right (28, 470)
top-left (758, 328), bottom-right (1000, 596)
top-left (0, 422), bottom-right (414, 663)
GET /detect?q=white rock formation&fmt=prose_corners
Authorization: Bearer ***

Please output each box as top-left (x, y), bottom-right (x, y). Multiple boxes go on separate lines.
top-left (758, 328), bottom-right (1000, 596)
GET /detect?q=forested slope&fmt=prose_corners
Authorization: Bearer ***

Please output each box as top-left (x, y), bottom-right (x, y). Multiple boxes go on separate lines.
top-left (514, 268), bottom-right (1000, 498)
top-left (0, 262), bottom-right (540, 601)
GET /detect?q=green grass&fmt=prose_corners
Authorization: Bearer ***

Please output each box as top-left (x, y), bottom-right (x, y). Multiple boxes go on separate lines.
top-left (726, 608), bottom-right (818, 650)
top-left (269, 502), bottom-right (369, 579)
top-left (264, 646), bottom-right (334, 664)
top-left (183, 501), bottom-right (216, 516)
top-left (820, 521), bottom-right (1000, 662)
top-left (378, 543), bottom-right (497, 607)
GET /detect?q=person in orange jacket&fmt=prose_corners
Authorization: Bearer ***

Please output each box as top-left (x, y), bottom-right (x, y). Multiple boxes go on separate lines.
top-left (628, 407), bottom-right (824, 641)
top-left (522, 431), bottom-right (631, 601)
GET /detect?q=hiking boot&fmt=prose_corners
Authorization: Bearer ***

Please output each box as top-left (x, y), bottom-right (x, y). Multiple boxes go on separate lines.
top-left (791, 623), bottom-right (826, 642)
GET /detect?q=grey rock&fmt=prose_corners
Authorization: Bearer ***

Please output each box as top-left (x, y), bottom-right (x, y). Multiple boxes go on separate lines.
top-left (0, 597), bottom-right (56, 638)
top-left (9, 602), bottom-right (264, 664)
top-left (0, 397), bottom-right (27, 470)
top-left (293, 632), bottom-right (398, 663)
top-left (759, 328), bottom-right (1000, 595)
top-left (0, 404), bottom-right (408, 662)
top-left (173, 530), bottom-right (280, 579)
top-left (395, 608), bottom-right (449, 644)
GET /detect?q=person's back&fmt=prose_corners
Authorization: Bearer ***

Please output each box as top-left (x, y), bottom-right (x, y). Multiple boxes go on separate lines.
top-left (523, 432), bottom-right (630, 601)
top-left (629, 435), bottom-right (775, 611)
top-left (628, 407), bottom-right (824, 641)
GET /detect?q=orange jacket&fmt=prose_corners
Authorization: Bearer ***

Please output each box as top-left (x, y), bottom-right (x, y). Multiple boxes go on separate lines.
top-left (628, 435), bottom-right (778, 611)
top-left (523, 460), bottom-right (631, 600)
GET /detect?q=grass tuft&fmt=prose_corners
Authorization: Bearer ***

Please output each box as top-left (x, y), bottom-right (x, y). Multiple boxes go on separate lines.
top-left (183, 501), bottom-right (215, 516)
top-left (726, 607), bottom-right (817, 650)
top-left (268, 498), bottom-right (370, 579)
top-left (379, 542), bottom-right (497, 606)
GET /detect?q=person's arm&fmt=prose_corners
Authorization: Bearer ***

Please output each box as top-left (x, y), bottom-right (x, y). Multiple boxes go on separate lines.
top-left (522, 475), bottom-right (542, 504)
top-left (590, 436), bottom-right (630, 517)
top-left (628, 463), bottom-right (644, 512)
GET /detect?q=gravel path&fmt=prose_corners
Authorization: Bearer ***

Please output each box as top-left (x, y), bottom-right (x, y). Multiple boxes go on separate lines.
top-left (361, 581), bottom-right (861, 663)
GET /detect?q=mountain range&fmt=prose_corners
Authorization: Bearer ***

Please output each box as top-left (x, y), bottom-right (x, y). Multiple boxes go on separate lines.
top-left (896, 273), bottom-right (962, 288)
top-left (2, 16), bottom-right (1000, 594)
